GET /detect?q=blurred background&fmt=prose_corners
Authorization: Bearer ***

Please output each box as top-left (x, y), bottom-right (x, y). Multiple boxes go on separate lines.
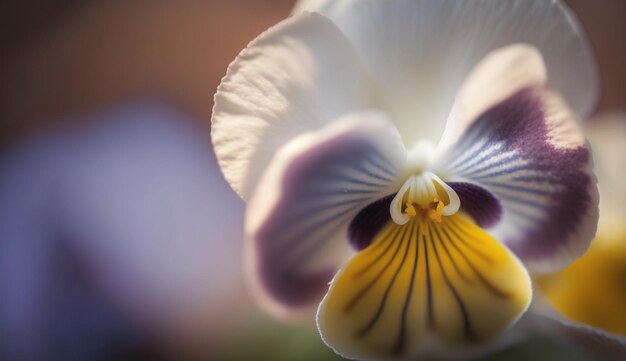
top-left (0, 1), bottom-right (624, 360)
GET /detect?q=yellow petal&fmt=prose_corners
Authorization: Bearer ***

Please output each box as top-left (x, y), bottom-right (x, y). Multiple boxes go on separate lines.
top-left (537, 232), bottom-right (626, 336)
top-left (317, 214), bottom-right (531, 359)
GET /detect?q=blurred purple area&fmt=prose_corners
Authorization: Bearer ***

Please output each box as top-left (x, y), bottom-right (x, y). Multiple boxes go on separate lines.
top-left (0, 1), bottom-right (624, 361)
top-left (1, 102), bottom-right (245, 360)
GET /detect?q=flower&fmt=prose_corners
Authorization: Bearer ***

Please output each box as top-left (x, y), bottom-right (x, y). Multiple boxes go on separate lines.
top-left (211, 0), bottom-right (607, 359)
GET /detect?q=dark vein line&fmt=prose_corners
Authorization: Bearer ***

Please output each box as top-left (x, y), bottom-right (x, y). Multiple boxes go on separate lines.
top-left (471, 164), bottom-right (534, 181)
top-left (394, 221), bottom-right (420, 355)
top-left (363, 218), bottom-right (400, 254)
top-left (446, 122), bottom-right (493, 168)
top-left (480, 181), bottom-right (552, 197)
top-left (431, 224), bottom-right (473, 283)
top-left (367, 153), bottom-right (398, 178)
top-left (352, 225), bottom-right (402, 279)
top-left (452, 143), bottom-right (503, 174)
top-left (353, 162), bottom-right (396, 183)
top-left (445, 218), bottom-right (495, 264)
top-left (305, 187), bottom-right (382, 197)
top-left (278, 195), bottom-right (374, 228)
top-left (324, 172), bottom-right (390, 188)
top-left (459, 153), bottom-right (521, 178)
top-left (274, 204), bottom-right (356, 254)
top-left (424, 233), bottom-right (434, 329)
top-left (280, 216), bottom-right (347, 269)
top-left (429, 224), bottom-right (474, 341)
top-left (455, 117), bottom-right (492, 152)
top-left (355, 223), bottom-right (412, 338)
top-left (447, 118), bottom-right (498, 167)
top-left (344, 226), bottom-right (405, 312)
top-left (440, 226), bottom-right (512, 299)
top-left (447, 140), bottom-right (490, 171)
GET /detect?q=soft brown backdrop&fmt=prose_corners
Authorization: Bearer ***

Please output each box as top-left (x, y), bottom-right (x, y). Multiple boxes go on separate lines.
top-left (0, 0), bottom-right (624, 144)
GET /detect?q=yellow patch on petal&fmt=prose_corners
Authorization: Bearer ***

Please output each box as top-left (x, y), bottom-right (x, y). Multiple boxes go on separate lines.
top-left (537, 233), bottom-right (626, 336)
top-left (318, 214), bottom-right (531, 359)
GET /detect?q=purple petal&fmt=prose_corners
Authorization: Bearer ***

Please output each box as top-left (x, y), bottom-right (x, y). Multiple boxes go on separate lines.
top-left (439, 87), bottom-right (597, 272)
top-left (246, 112), bottom-right (406, 316)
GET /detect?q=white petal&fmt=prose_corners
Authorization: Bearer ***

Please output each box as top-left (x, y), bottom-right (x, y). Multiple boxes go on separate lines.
top-left (246, 111), bottom-right (406, 319)
top-left (212, 12), bottom-right (371, 200)
top-left (526, 304), bottom-right (626, 361)
top-left (389, 178), bottom-right (413, 225)
top-left (295, 0), bottom-right (598, 147)
top-left (438, 44), bottom-right (547, 150)
top-left (292, 0), bottom-right (335, 14)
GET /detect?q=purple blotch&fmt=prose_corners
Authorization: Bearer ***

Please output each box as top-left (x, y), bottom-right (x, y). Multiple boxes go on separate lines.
top-left (348, 194), bottom-right (395, 251)
top-left (449, 182), bottom-right (502, 229)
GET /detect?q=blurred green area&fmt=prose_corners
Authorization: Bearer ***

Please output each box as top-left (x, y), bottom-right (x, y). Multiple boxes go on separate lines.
top-left (214, 320), bottom-right (599, 361)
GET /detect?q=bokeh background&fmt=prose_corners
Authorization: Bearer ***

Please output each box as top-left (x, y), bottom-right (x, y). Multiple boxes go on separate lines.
top-left (0, 1), bottom-right (624, 361)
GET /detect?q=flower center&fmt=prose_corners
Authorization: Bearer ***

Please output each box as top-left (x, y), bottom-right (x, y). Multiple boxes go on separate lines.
top-left (389, 171), bottom-right (460, 225)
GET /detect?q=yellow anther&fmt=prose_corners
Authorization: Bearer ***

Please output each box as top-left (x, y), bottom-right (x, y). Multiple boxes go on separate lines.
top-left (427, 196), bottom-right (445, 223)
top-left (403, 196), bottom-right (445, 222)
top-left (405, 203), bottom-right (418, 217)
top-left (427, 209), bottom-right (442, 223)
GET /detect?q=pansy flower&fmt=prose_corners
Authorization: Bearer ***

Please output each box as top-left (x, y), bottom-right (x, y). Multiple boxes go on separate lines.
top-left (212, 0), bottom-right (603, 359)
